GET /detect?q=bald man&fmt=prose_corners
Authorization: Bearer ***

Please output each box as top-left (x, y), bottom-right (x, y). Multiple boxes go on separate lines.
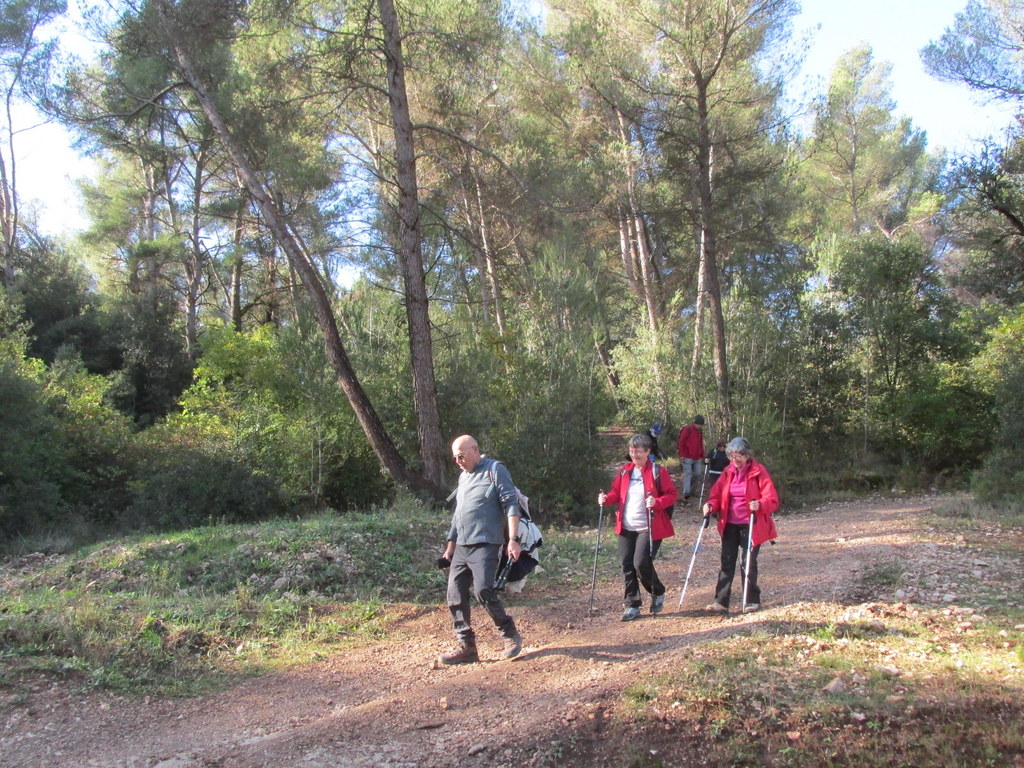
top-left (438, 435), bottom-right (524, 664)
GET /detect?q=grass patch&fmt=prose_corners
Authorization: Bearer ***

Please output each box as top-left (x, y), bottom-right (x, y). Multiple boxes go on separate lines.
top-left (539, 523), bottom-right (621, 590)
top-left (932, 496), bottom-right (1024, 529)
top-left (0, 493), bottom-right (452, 695)
top-left (557, 601), bottom-right (1024, 767)
top-left (0, 492), bottom-right (609, 695)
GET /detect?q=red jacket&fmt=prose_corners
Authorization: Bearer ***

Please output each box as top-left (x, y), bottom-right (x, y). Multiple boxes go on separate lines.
top-left (603, 459), bottom-right (677, 541)
top-left (677, 424), bottom-right (705, 461)
top-left (705, 459), bottom-right (779, 546)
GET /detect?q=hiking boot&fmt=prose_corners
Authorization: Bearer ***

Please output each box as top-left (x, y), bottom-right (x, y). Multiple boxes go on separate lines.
top-left (621, 606), bottom-right (642, 622)
top-left (502, 632), bottom-right (523, 659)
top-left (705, 602), bottom-right (728, 613)
top-left (650, 594), bottom-right (665, 615)
top-left (742, 603), bottom-right (761, 613)
top-left (438, 641), bottom-right (479, 665)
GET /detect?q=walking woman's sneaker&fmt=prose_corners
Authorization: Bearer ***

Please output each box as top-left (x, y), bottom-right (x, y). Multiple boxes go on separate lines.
top-left (438, 641), bottom-right (479, 665)
top-left (705, 602), bottom-right (728, 613)
top-left (620, 606), bottom-right (642, 621)
top-left (742, 603), bottom-right (761, 613)
top-left (650, 594), bottom-right (665, 615)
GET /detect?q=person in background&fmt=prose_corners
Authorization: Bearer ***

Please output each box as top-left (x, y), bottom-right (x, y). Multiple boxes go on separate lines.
top-left (438, 435), bottom-right (524, 664)
top-left (646, 423), bottom-right (667, 461)
top-left (598, 433), bottom-right (677, 621)
top-left (702, 437), bottom-right (779, 614)
top-left (676, 415), bottom-right (706, 504)
top-left (705, 438), bottom-right (729, 488)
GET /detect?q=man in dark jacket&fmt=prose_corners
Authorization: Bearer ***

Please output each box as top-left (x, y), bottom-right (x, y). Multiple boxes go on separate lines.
top-left (438, 435), bottom-right (524, 664)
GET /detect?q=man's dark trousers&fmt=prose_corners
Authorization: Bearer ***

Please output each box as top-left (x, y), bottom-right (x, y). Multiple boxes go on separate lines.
top-left (447, 542), bottom-right (516, 643)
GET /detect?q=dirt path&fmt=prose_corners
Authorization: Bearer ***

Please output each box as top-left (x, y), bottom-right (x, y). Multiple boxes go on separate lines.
top-left (5, 493), bottom-right (1007, 768)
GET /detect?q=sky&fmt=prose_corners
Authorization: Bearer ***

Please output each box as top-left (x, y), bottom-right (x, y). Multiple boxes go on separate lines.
top-left (792, 0), bottom-right (1018, 152)
top-left (12, 0), bottom-right (1021, 237)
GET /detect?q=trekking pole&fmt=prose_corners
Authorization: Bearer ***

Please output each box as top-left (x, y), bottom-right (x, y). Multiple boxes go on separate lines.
top-left (646, 502), bottom-right (655, 563)
top-left (677, 514), bottom-right (710, 609)
top-left (741, 511), bottom-right (755, 611)
top-left (695, 467), bottom-right (710, 511)
top-left (588, 501), bottom-right (605, 615)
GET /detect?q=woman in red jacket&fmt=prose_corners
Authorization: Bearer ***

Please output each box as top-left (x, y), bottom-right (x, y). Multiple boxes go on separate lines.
top-left (598, 434), bottom-right (677, 621)
top-left (701, 437), bottom-right (779, 614)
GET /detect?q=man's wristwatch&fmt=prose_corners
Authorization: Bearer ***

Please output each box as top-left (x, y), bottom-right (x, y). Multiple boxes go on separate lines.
top-left (512, 535), bottom-right (523, 543)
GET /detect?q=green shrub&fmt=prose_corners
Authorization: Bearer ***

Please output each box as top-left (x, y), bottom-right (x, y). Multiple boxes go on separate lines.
top-left (0, 360), bottom-right (69, 537)
top-left (122, 445), bottom-right (286, 531)
top-left (0, 339), bottom-right (134, 544)
top-left (971, 309), bottom-right (1024, 502)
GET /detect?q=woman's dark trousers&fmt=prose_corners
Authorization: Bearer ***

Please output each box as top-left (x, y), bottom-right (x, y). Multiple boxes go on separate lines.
top-left (715, 522), bottom-right (761, 608)
top-left (617, 529), bottom-right (664, 608)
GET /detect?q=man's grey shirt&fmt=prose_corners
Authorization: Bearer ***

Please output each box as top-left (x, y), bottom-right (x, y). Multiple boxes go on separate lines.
top-left (448, 457), bottom-right (519, 546)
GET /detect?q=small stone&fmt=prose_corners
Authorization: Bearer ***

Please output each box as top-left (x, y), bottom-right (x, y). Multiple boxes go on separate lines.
top-left (822, 677), bottom-right (846, 694)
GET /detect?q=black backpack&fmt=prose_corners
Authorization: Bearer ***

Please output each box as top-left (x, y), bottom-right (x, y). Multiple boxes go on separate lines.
top-left (653, 462), bottom-right (675, 520)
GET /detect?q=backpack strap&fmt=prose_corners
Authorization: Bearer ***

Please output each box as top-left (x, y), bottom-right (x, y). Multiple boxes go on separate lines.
top-left (485, 460), bottom-right (531, 521)
top-left (619, 464), bottom-right (662, 496)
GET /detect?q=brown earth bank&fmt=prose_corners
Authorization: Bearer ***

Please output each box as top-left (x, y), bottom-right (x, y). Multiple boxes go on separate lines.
top-left (2, 494), bottom-right (1022, 768)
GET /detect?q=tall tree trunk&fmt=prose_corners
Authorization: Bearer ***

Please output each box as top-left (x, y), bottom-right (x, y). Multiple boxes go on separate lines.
top-left (694, 83), bottom-right (732, 431)
top-left (230, 181), bottom-right (246, 330)
top-left (377, 0), bottom-right (446, 486)
top-left (473, 172), bottom-right (507, 338)
top-left (460, 184), bottom-right (491, 328)
top-left (160, 7), bottom-right (445, 500)
top-left (183, 143), bottom-right (208, 361)
top-left (0, 147), bottom-right (16, 290)
top-left (615, 108), bottom-right (669, 418)
top-left (690, 225), bottom-right (707, 391)
top-left (618, 204), bottom-right (640, 296)
top-left (2, 59), bottom-right (22, 290)
top-left (617, 108), bottom-right (660, 333)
